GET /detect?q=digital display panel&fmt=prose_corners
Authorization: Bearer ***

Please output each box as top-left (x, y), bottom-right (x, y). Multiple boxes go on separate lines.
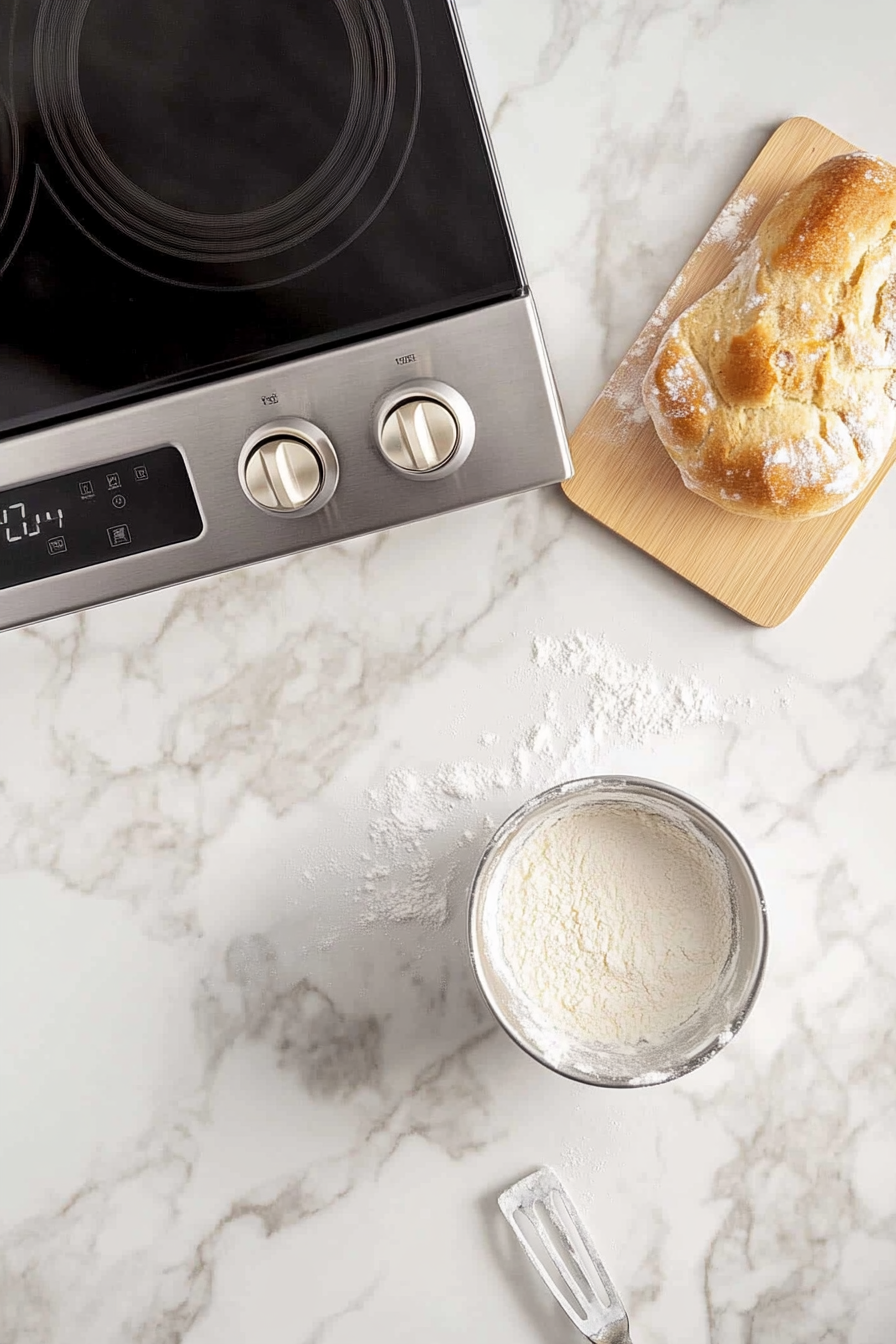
top-left (0, 446), bottom-right (202, 592)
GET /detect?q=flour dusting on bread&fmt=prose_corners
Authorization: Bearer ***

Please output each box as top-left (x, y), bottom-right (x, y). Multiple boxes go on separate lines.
top-left (642, 153), bottom-right (896, 519)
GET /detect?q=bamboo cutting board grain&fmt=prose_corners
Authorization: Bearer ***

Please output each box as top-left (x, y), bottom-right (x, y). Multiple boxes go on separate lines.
top-left (563, 117), bottom-right (896, 627)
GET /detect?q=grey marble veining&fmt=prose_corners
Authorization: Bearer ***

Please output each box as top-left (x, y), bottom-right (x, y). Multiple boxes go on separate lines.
top-left (2, 0), bottom-right (896, 1341)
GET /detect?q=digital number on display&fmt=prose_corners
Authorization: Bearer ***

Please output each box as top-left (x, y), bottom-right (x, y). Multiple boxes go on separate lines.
top-left (2, 504), bottom-right (65, 542)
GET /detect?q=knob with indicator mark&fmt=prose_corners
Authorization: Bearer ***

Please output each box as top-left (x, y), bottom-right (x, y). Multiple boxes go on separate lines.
top-left (379, 399), bottom-right (458, 473)
top-left (239, 419), bottom-right (339, 517)
top-left (374, 380), bottom-right (475, 479)
top-left (245, 437), bottom-right (321, 511)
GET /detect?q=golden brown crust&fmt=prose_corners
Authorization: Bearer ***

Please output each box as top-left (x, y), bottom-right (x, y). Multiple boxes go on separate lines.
top-left (766, 154), bottom-right (896, 275)
top-left (716, 328), bottom-right (778, 407)
top-left (642, 153), bottom-right (896, 519)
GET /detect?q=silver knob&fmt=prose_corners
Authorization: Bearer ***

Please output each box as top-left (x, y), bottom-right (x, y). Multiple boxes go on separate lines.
top-left (380, 399), bottom-right (459, 473)
top-left (244, 437), bottom-right (321, 511)
top-left (239, 419), bottom-right (339, 517)
top-left (374, 381), bottom-right (476, 480)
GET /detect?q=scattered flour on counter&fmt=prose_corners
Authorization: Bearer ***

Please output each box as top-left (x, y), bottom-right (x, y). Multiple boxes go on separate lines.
top-left (560, 1136), bottom-right (605, 1176)
top-left (495, 802), bottom-right (733, 1047)
top-left (359, 632), bottom-right (728, 927)
top-left (533, 631), bottom-right (721, 749)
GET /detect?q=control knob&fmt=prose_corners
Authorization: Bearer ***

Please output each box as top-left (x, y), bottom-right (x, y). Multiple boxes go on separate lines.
top-left (374, 381), bottom-right (475, 479)
top-left (240, 419), bottom-right (338, 516)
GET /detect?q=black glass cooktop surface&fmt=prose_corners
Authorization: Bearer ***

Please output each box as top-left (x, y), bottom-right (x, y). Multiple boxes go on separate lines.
top-left (0, 0), bottom-right (523, 440)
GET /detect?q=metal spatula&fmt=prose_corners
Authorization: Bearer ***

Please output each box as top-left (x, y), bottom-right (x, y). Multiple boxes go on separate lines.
top-left (498, 1167), bottom-right (632, 1344)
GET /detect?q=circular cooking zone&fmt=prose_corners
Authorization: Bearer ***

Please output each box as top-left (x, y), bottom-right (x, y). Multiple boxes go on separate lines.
top-left (0, 92), bottom-right (21, 263)
top-left (32, 0), bottom-right (421, 287)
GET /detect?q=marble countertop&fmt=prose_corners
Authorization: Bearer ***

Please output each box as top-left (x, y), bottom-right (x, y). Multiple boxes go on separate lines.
top-left (2, 1), bottom-right (896, 1340)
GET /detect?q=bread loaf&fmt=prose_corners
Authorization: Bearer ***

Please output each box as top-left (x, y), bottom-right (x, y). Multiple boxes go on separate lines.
top-left (642, 153), bottom-right (896, 519)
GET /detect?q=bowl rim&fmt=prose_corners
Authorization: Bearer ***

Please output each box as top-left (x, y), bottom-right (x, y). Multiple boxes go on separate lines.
top-left (467, 773), bottom-right (769, 1088)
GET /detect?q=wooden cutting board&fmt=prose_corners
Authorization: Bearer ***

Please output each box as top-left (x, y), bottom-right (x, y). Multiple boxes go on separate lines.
top-left (563, 117), bottom-right (896, 627)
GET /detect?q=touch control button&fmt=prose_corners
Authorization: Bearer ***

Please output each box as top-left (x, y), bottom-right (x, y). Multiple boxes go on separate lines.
top-left (379, 399), bottom-right (458, 473)
top-left (374, 381), bottom-right (475, 480)
top-left (239, 419), bottom-right (339, 517)
top-left (245, 437), bottom-right (322, 511)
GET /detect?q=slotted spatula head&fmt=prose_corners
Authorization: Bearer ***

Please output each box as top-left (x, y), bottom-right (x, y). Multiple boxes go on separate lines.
top-left (498, 1168), bottom-right (632, 1344)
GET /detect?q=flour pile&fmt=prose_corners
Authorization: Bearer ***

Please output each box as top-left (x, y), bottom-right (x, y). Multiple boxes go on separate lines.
top-left (496, 801), bottom-right (733, 1048)
top-left (359, 632), bottom-right (729, 927)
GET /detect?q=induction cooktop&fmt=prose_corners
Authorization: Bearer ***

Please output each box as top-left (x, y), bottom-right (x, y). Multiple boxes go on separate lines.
top-left (0, 0), bottom-right (570, 631)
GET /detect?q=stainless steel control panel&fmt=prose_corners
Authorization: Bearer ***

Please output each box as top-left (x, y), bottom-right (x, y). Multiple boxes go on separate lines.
top-left (0, 295), bottom-right (570, 632)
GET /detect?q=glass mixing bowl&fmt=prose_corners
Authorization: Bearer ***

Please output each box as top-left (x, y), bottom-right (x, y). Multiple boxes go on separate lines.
top-left (468, 776), bottom-right (768, 1087)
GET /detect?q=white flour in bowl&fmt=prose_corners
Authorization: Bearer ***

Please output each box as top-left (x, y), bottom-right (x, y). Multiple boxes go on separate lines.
top-left (496, 801), bottom-right (733, 1047)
